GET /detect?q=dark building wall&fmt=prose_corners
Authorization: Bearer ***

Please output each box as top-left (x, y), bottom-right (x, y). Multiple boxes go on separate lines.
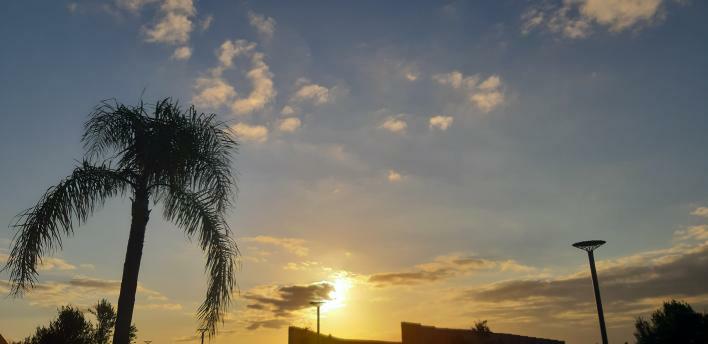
top-left (400, 323), bottom-right (564, 344)
top-left (288, 327), bottom-right (401, 344)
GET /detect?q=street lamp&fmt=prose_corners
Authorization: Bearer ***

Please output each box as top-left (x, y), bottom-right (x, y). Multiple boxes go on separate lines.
top-left (573, 240), bottom-right (608, 344)
top-left (197, 328), bottom-right (208, 344)
top-left (310, 301), bottom-right (325, 343)
top-left (143, 341), bottom-right (152, 344)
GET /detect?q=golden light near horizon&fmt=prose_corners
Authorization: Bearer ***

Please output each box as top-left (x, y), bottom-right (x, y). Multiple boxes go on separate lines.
top-left (321, 275), bottom-right (353, 314)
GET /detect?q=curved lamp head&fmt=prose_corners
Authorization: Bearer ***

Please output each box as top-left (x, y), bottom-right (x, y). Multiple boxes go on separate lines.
top-left (310, 301), bottom-right (325, 307)
top-left (573, 240), bottom-right (606, 252)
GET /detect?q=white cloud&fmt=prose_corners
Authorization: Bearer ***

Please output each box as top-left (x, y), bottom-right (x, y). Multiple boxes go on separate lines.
top-left (217, 39), bottom-right (255, 70)
top-left (200, 14), bottom-right (213, 31)
top-left (478, 75), bottom-right (501, 90)
top-left (192, 77), bottom-right (236, 109)
top-left (242, 236), bottom-right (309, 257)
top-left (434, 72), bottom-right (505, 112)
top-left (280, 105), bottom-right (296, 116)
top-left (192, 39), bottom-right (274, 116)
top-left (691, 207), bottom-right (708, 218)
top-left (471, 90), bottom-right (505, 113)
top-left (171, 46), bottom-right (192, 60)
top-left (429, 115), bottom-right (454, 131)
top-left (144, 0), bottom-right (196, 45)
top-left (278, 117), bottom-right (302, 133)
top-left (231, 123), bottom-right (268, 143)
top-left (116, 0), bottom-right (158, 12)
top-left (292, 83), bottom-right (331, 105)
top-left (387, 170), bottom-right (403, 182)
top-left (230, 52), bottom-right (276, 115)
top-left (248, 11), bottom-right (276, 41)
top-left (0, 254), bottom-right (76, 271)
top-left (432, 71), bottom-right (478, 89)
top-left (379, 117), bottom-right (407, 134)
top-left (522, 0), bottom-right (665, 39)
top-left (674, 225), bottom-right (708, 242)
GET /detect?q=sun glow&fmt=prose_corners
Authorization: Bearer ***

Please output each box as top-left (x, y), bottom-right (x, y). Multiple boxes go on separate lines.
top-left (321, 275), bottom-right (353, 313)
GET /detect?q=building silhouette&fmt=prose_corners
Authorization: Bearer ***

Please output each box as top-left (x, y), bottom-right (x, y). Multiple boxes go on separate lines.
top-left (289, 322), bottom-right (564, 344)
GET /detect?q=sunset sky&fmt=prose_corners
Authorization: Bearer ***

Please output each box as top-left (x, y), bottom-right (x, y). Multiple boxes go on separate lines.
top-left (2, 1), bottom-right (708, 343)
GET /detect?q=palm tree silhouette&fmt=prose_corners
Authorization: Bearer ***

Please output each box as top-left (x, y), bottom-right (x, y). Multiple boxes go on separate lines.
top-left (3, 98), bottom-right (239, 344)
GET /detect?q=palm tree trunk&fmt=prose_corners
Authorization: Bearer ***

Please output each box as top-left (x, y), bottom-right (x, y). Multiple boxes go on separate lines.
top-left (113, 187), bottom-right (150, 344)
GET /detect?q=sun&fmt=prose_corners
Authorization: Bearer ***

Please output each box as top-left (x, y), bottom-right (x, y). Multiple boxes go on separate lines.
top-left (321, 274), bottom-right (353, 313)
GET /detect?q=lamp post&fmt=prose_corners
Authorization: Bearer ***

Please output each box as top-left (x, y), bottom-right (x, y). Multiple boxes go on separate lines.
top-left (573, 240), bottom-right (608, 344)
top-left (197, 328), bottom-right (208, 344)
top-left (310, 301), bottom-right (325, 343)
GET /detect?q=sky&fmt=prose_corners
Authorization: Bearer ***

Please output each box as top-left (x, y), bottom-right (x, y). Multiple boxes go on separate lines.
top-left (1, 0), bottom-right (708, 343)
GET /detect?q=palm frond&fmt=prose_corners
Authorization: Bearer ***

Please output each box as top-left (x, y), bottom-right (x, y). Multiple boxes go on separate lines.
top-left (3, 162), bottom-right (131, 294)
top-left (146, 103), bottom-right (238, 213)
top-left (82, 100), bottom-right (147, 169)
top-left (162, 185), bottom-right (238, 335)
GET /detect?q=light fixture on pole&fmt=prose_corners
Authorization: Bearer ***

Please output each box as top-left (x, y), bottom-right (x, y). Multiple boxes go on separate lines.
top-left (573, 240), bottom-right (608, 344)
top-left (310, 300), bottom-right (325, 343)
top-left (197, 328), bottom-right (208, 344)
top-left (143, 341), bottom-right (152, 344)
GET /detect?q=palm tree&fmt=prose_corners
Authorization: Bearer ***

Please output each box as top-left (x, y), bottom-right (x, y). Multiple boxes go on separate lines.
top-left (3, 98), bottom-right (239, 344)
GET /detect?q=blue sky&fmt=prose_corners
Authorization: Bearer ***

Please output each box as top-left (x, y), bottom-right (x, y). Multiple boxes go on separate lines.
top-left (2, 1), bottom-right (708, 343)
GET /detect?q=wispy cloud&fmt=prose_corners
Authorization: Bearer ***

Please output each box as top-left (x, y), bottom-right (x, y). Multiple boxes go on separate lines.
top-left (368, 253), bottom-right (533, 287)
top-left (429, 115), bottom-right (454, 131)
top-left (521, 0), bottom-right (666, 39)
top-left (248, 11), bottom-right (276, 41)
top-left (192, 39), bottom-right (275, 116)
top-left (433, 72), bottom-right (505, 112)
top-left (379, 116), bottom-right (408, 134)
top-left (242, 236), bottom-right (309, 257)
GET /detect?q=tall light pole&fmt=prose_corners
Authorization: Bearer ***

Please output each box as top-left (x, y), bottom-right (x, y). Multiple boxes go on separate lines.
top-left (310, 301), bottom-right (325, 343)
top-left (573, 240), bottom-right (608, 344)
top-left (197, 328), bottom-right (208, 344)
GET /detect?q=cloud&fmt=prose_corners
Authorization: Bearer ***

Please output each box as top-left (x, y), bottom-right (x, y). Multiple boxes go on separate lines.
top-left (200, 14), bottom-right (213, 31)
top-left (691, 207), bottom-right (708, 218)
top-left (116, 0), bottom-right (158, 12)
top-left (433, 72), bottom-right (505, 112)
top-left (247, 319), bottom-right (289, 330)
top-left (230, 52), bottom-right (276, 115)
top-left (192, 39), bottom-right (275, 116)
top-left (278, 117), bottom-right (302, 133)
top-left (379, 116), bottom-right (407, 134)
top-left (171, 46), bottom-right (192, 60)
top-left (387, 170), bottom-right (403, 183)
top-left (429, 115), bottom-right (454, 131)
top-left (230, 123), bottom-right (268, 143)
top-left (144, 0), bottom-right (196, 45)
top-left (192, 77), bottom-right (236, 109)
top-left (244, 282), bottom-right (334, 318)
top-left (280, 105), bottom-right (296, 116)
top-left (368, 253), bottom-right (533, 287)
top-left (242, 236), bottom-right (309, 257)
top-left (0, 253), bottom-right (76, 271)
top-left (248, 11), bottom-right (276, 41)
top-left (522, 0), bottom-right (665, 39)
top-left (459, 228), bottom-right (708, 327)
top-left (6, 276), bottom-right (175, 309)
top-left (674, 225), bottom-right (708, 242)
top-left (433, 71), bottom-right (478, 89)
top-left (292, 83), bottom-right (331, 105)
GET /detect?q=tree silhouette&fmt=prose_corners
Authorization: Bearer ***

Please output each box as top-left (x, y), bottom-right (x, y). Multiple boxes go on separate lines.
top-left (471, 320), bottom-right (491, 334)
top-left (17, 300), bottom-right (137, 344)
top-left (3, 99), bottom-right (239, 344)
top-left (89, 299), bottom-right (137, 344)
top-left (634, 300), bottom-right (707, 344)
